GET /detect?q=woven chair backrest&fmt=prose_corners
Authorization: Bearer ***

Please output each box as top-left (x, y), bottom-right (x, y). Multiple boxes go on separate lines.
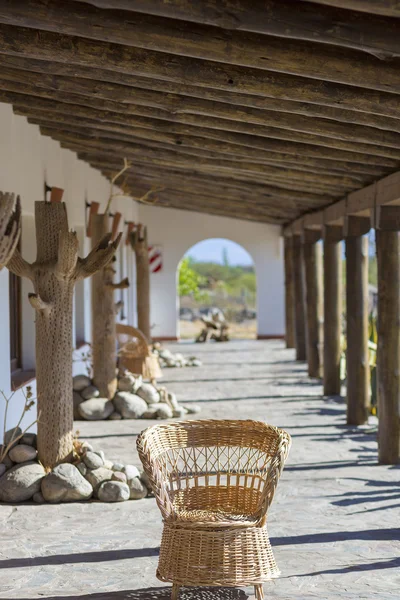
top-left (116, 323), bottom-right (150, 358)
top-left (138, 420), bottom-right (291, 519)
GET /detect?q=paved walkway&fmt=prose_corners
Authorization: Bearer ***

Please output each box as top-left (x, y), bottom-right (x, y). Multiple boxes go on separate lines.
top-left (1, 340), bottom-right (399, 600)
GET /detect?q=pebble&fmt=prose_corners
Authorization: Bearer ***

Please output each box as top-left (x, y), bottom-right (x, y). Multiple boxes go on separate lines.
top-left (9, 444), bottom-right (38, 464)
top-left (20, 433), bottom-right (37, 447)
top-left (103, 459), bottom-right (114, 470)
top-left (123, 464), bottom-right (141, 480)
top-left (0, 463), bottom-right (6, 477)
top-left (1, 454), bottom-right (13, 469)
top-left (184, 404), bottom-right (201, 414)
top-left (113, 392), bottom-right (147, 419)
top-left (136, 383), bottom-right (160, 405)
top-left (81, 442), bottom-right (94, 453)
top-left (108, 411), bottom-right (122, 420)
top-left (156, 403), bottom-right (173, 419)
top-left (94, 450), bottom-right (105, 461)
top-left (76, 462), bottom-right (87, 476)
top-left (172, 407), bottom-right (187, 418)
top-left (117, 374), bottom-right (135, 392)
top-left (73, 391), bottom-right (85, 420)
top-left (33, 492), bottom-right (45, 504)
top-left (140, 470), bottom-right (153, 494)
top-left (112, 463), bottom-right (124, 472)
top-left (168, 392), bottom-right (179, 409)
top-left (83, 451), bottom-right (104, 470)
top-left (41, 464), bottom-right (93, 503)
top-left (141, 405), bottom-right (160, 419)
top-left (4, 427), bottom-right (22, 447)
top-left (81, 385), bottom-right (100, 400)
top-left (85, 467), bottom-right (113, 494)
top-left (112, 471), bottom-right (127, 483)
top-left (128, 476), bottom-right (148, 499)
top-left (73, 374), bottom-right (91, 392)
top-left (97, 480), bottom-right (130, 502)
top-left (78, 397), bottom-right (114, 421)
top-left (0, 462), bottom-right (45, 502)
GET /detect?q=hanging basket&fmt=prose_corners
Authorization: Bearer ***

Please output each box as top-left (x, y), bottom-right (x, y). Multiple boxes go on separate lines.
top-left (116, 324), bottom-right (162, 380)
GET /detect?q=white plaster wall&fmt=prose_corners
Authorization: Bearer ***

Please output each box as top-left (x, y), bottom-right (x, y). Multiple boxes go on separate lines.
top-left (0, 103), bottom-right (139, 442)
top-left (138, 205), bottom-right (284, 339)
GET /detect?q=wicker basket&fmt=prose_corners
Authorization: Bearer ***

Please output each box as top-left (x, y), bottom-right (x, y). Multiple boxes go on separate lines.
top-left (137, 419), bottom-right (291, 599)
top-left (116, 323), bottom-right (162, 380)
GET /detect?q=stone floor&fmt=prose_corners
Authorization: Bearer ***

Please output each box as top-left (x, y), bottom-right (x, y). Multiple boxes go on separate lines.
top-left (1, 340), bottom-right (399, 600)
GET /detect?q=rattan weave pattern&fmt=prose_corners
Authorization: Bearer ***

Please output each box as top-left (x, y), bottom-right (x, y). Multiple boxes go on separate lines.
top-left (137, 419), bottom-right (291, 599)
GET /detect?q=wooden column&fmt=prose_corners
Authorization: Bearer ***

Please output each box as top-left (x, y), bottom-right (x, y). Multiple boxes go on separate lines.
top-left (303, 233), bottom-right (323, 378)
top-left (345, 226), bottom-right (370, 425)
top-left (323, 226), bottom-right (342, 395)
top-left (376, 225), bottom-right (400, 464)
top-left (292, 234), bottom-right (306, 361)
top-left (284, 236), bottom-right (295, 349)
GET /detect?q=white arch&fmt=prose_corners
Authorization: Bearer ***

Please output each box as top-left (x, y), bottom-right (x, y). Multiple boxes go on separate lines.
top-left (138, 204), bottom-right (284, 340)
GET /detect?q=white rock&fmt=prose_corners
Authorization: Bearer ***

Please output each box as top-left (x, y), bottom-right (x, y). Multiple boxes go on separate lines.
top-left (1, 453), bottom-right (13, 469)
top-left (0, 462), bottom-right (45, 502)
top-left (189, 359), bottom-right (202, 367)
top-left (41, 464), bottom-right (93, 503)
top-left (112, 462), bottom-right (124, 472)
top-left (117, 374), bottom-right (135, 392)
top-left (78, 397), bottom-right (114, 421)
top-left (123, 464), bottom-right (141, 480)
top-left (76, 462), bottom-right (87, 476)
top-left (81, 441), bottom-right (94, 453)
top-left (103, 459), bottom-right (114, 470)
top-left (83, 451), bottom-right (104, 470)
top-left (141, 405), bottom-right (160, 419)
top-left (156, 403), bottom-right (173, 419)
top-left (94, 450), bottom-right (105, 461)
top-left (136, 383), bottom-right (160, 405)
top-left (113, 392), bottom-right (147, 419)
top-left (140, 470), bottom-right (152, 494)
top-left (73, 374), bottom-right (92, 392)
top-left (108, 411), bottom-right (122, 420)
top-left (128, 476), bottom-right (148, 499)
top-left (81, 385), bottom-right (100, 400)
top-left (112, 471), bottom-right (127, 483)
top-left (9, 444), bottom-right (37, 464)
top-left (85, 467), bottom-right (113, 494)
top-left (73, 391), bottom-right (85, 420)
top-left (184, 404), bottom-right (201, 414)
top-left (97, 480), bottom-right (130, 502)
top-left (20, 433), bottom-right (37, 447)
top-left (0, 464), bottom-right (6, 477)
top-left (172, 407), bottom-right (187, 418)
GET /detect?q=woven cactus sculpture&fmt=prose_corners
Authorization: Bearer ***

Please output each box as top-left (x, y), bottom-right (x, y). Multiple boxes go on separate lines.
top-left (7, 200), bottom-right (121, 469)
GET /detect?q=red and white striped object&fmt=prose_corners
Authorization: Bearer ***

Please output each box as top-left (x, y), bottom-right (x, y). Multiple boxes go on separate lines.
top-left (148, 245), bottom-right (163, 273)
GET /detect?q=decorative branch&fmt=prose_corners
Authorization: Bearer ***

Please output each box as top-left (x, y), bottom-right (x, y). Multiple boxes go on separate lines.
top-left (104, 157), bottom-right (131, 214)
top-left (0, 192), bottom-right (21, 270)
top-left (76, 232), bottom-right (122, 279)
top-left (0, 386), bottom-right (40, 464)
top-left (56, 229), bottom-right (79, 279)
top-left (107, 276), bottom-right (130, 290)
top-left (7, 246), bottom-right (34, 280)
top-left (134, 186), bottom-right (164, 206)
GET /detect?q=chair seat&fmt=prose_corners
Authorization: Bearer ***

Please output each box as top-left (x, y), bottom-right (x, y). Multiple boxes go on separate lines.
top-left (174, 507), bottom-right (258, 527)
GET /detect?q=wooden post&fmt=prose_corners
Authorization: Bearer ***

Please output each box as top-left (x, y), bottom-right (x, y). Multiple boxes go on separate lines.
top-left (345, 228), bottom-right (370, 425)
top-left (376, 228), bottom-right (400, 464)
top-left (284, 236), bottom-right (295, 349)
top-left (292, 234), bottom-right (306, 361)
top-left (130, 224), bottom-right (151, 342)
top-left (323, 226), bottom-right (342, 395)
top-left (303, 234), bottom-right (323, 377)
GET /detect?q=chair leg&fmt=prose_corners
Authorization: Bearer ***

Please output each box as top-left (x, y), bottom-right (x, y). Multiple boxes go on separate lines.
top-left (171, 584), bottom-right (180, 600)
top-left (254, 584), bottom-right (264, 600)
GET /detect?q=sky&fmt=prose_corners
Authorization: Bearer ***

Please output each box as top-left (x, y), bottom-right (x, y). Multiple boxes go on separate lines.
top-left (185, 238), bottom-right (253, 266)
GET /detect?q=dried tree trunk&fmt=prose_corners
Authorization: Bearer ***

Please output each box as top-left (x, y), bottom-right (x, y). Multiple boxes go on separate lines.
top-left (304, 240), bottom-right (323, 378)
top-left (323, 236), bottom-right (342, 396)
top-left (346, 235), bottom-right (370, 425)
top-left (292, 234), bottom-right (307, 361)
top-left (284, 236), bottom-right (295, 349)
top-left (376, 229), bottom-right (400, 464)
top-left (0, 192), bottom-right (20, 269)
top-left (7, 201), bottom-right (121, 469)
top-left (130, 224), bottom-right (151, 341)
top-left (91, 213), bottom-right (129, 399)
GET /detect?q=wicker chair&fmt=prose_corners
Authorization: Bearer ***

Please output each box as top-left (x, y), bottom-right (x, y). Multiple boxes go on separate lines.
top-left (137, 419), bottom-right (291, 600)
top-left (116, 323), bottom-right (162, 381)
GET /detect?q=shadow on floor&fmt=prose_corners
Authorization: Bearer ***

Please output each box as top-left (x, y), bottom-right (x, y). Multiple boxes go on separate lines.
top-left (295, 556), bottom-right (400, 577)
top-left (0, 548), bottom-right (159, 569)
top-left (17, 586), bottom-right (249, 600)
top-left (270, 527), bottom-right (400, 546)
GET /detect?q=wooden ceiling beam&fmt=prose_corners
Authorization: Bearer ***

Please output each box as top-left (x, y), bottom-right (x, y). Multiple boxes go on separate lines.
top-left (37, 123), bottom-right (389, 180)
top-left (1, 3), bottom-right (400, 92)
top-left (20, 108), bottom-right (397, 169)
top-left (74, 0), bottom-right (400, 46)
top-left (8, 92), bottom-right (400, 162)
top-left (0, 22), bottom-right (399, 102)
top-left (4, 77), bottom-right (400, 149)
top-left (2, 54), bottom-right (400, 122)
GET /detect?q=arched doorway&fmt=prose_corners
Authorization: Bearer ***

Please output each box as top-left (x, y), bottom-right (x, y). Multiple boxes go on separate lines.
top-left (177, 238), bottom-right (257, 340)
